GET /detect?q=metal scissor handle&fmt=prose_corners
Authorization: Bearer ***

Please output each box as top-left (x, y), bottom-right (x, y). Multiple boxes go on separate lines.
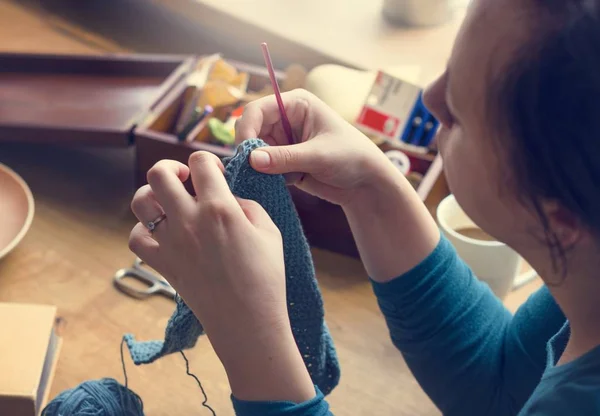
top-left (113, 259), bottom-right (176, 300)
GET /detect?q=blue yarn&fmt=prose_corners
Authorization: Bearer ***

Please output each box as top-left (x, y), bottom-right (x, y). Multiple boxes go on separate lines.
top-left (41, 378), bottom-right (143, 416)
top-left (125, 138), bottom-right (340, 395)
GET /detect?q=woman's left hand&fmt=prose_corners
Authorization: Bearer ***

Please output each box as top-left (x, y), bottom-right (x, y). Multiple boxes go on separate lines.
top-left (128, 152), bottom-right (315, 403)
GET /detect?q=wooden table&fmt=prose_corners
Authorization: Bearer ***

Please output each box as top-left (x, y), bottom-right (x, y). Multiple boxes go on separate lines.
top-left (0, 2), bottom-right (542, 415)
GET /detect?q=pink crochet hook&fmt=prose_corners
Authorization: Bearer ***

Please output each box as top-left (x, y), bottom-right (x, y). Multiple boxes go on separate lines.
top-left (261, 42), bottom-right (296, 145)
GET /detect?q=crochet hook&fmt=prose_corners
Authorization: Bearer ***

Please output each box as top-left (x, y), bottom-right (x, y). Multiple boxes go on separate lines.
top-left (261, 42), bottom-right (296, 145)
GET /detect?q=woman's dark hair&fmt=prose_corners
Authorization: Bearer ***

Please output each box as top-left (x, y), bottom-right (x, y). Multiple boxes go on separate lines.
top-left (494, 0), bottom-right (600, 273)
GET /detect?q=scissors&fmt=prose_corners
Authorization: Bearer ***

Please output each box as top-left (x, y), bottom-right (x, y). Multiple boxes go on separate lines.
top-left (113, 258), bottom-right (176, 301)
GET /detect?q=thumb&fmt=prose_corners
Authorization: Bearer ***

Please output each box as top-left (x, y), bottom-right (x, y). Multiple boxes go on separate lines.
top-left (249, 142), bottom-right (315, 175)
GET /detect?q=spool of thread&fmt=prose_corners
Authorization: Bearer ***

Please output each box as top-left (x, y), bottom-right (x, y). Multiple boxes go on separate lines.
top-left (385, 150), bottom-right (411, 176)
top-left (42, 378), bottom-right (143, 416)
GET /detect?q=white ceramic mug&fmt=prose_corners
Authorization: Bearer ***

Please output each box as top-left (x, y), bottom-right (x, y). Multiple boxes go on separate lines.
top-left (436, 194), bottom-right (537, 300)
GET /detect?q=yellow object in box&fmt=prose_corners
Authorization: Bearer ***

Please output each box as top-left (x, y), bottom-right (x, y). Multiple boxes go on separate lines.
top-left (209, 59), bottom-right (249, 91)
top-left (196, 58), bottom-right (250, 109)
top-left (0, 303), bottom-right (61, 416)
top-left (197, 81), bottom-right (241, 109)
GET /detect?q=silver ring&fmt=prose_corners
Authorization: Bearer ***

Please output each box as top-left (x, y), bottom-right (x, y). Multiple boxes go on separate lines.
top-left (146, 213), bottom-right (167, 232)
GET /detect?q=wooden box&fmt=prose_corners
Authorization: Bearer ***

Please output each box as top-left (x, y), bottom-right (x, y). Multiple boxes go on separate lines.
top-left (0, 52), bottom-right (446, 258)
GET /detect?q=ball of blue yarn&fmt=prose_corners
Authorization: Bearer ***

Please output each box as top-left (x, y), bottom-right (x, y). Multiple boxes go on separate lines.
top-left (42, 378), bottom-right (144, 416)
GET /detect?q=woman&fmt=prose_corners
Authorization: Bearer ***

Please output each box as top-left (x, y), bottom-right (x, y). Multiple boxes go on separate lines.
top-left (128, 0), bottom-right (600, 414)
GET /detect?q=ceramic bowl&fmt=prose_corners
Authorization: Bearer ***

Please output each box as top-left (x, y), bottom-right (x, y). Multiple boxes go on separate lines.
top-left (0, 164), bottom-right (34, 259)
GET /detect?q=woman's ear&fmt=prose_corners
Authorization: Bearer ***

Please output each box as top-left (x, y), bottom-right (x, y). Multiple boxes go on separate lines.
top-left (541, 200), bottom-right (583, 249)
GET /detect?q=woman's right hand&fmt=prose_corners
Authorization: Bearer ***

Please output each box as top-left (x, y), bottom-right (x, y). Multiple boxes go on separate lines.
top-left (235, 89), bottom-right (395, 207)
top-left (237, 89), bottom-right (440, 281)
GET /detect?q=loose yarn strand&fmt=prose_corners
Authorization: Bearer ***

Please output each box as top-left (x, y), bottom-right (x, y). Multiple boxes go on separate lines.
top-left (120, 337), bottom-right (130, 388)
top-left (180, 351), bottom-right (217, 416)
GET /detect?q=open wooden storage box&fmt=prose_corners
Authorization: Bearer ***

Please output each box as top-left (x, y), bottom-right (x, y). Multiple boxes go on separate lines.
top-left (0, 52), bottom-right (447, 258)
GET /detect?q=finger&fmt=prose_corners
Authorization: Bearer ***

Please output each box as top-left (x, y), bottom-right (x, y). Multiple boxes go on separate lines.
top-left (131, 185), bottom-right (170, 240)
top-left (235, 98), bottom-right (267, 143)
top-left (235, 89), bottom-right (316, 145)
top-left (129, 222), bottom-right (161, 263)
top-left (131, 185), bottom-right (164, 224)
top-left (235, 197), bottom-right (277, 229)
top-left (188, 151), bottom-right (239, 206)
top-left (146, 160), bottom-right (194, 216)
top-left (249, 140), bottom-right (323, 175)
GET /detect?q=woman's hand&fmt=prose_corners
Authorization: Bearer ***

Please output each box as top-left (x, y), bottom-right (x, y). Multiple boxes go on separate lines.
top-left (236, 89), bottom-right (396, 207)
top-left (128, 153), bottom-right (315, 403)
top-left (237, 89), bottom-right (440, 281)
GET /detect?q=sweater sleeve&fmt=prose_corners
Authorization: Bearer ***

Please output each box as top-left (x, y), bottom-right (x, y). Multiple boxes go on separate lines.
top-left (231, 387), bottom-right (332, 416)
top-left (371, 236), bottom-right (565, 416)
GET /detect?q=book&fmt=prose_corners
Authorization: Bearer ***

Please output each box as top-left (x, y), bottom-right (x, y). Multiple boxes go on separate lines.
top-left (0, 303), bottom-right (62, 416)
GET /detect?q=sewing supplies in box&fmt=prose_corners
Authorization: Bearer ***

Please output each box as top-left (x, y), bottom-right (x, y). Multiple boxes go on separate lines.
top-left (173, 54), bottom-right (307, 147)
top-left (355, 71), bottom-right (439, 153)
top-left (172, 54), bottom-right (250, 146)
top-left (352, 71), bottom-right (441, 191)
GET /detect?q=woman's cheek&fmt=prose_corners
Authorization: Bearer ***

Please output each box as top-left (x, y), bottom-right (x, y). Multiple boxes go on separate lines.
top-left (435, 128), bottom-right (450, 154)
top-left (438, 129), bottom-right (467, 196)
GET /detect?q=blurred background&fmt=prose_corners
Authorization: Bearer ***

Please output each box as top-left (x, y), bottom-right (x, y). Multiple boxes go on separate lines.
top-left (2, 0), bottom-right (469, 82)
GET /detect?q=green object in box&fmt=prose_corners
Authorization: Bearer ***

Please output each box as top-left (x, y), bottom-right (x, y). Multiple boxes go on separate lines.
top-left (208, 118), bottom-right (235, 146)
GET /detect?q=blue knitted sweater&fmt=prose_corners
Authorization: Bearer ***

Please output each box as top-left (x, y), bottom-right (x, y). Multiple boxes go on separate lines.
top-left (124, 138), bottom-right (340, 395)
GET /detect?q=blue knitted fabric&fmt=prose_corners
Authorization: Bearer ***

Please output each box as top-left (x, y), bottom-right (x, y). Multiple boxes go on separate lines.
top-left (124, 138), bottom-right (340, 395)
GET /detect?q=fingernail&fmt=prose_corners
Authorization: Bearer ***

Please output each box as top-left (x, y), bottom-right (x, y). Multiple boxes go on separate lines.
top-left (251, 150), bottom-right (271, 169)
